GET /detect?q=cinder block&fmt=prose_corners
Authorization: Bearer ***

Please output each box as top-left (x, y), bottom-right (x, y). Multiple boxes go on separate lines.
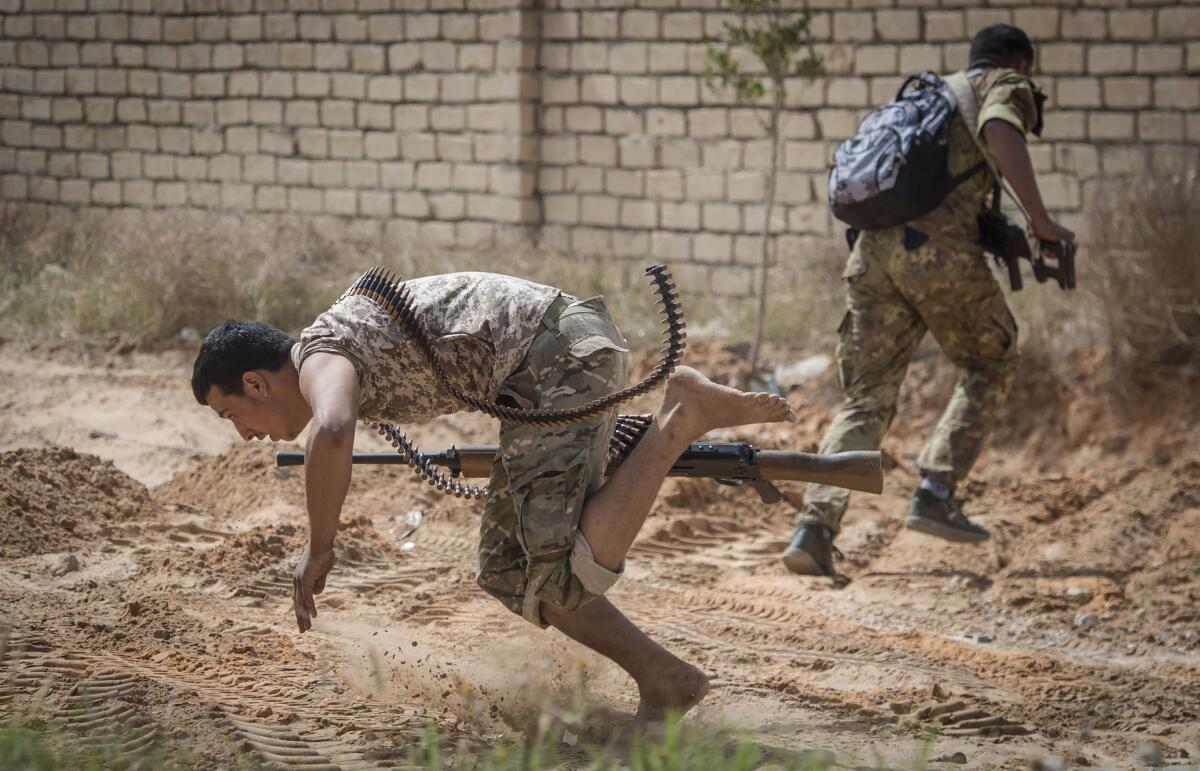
top-left (565, 166), bottom-right (603, 193)
top-left (1087, 45), bottom-right (1133, 75)
top-left (660, 139), bottom-right (699, 168)
top-left (650, 232), bottom-right (692, 262)
top-left (702, 141), bottom-right (742, 170)
top-left (289, 187), bottom-right (322, 213)
top-left (581, 11), bottom-right (618, 39)
top-left (252, 185), bottom-right (284, 210)
top-left (832, 11), bottom-right (873, 42)
top-left (1157, 7), bottom-right (1200, 41)
top-left (364, 12), bottom-right (403, 42)
top-left (620, 10), bottom-right (658, 40)
top-left (619, 137), bottom-right (655, 168)
top-left (408, 13), bottom-right (441, 40)
top-left (609, 43), bottom-right (647, 74)
top-left (311, 160), bottom-right (344, 187)
top-left (1102, 77), bottom-right (1151, 109)
top-left (219, 15), bottom-right (256, 42)
top-left (352, 45), bottom-right (385, 73)
top-left (620, 199), bottom-right (656, 228)
top-left (441, 74), bottom-right (477, 103)
top-left (1138, 111), bottom-right (1184, 142)
top-left (263, 14), bottom-right (298, 41)
top-left (334, 14), bottom-right (368, 42)
top-left (1054, 77), bottom-right (1101, 108)
top-left (685, 170), bottom-right (724, 201)
top-left (1087, 112), bottom-right (1135, 141)
top-left (389, 43), bottom-right (420, 71)
top-left (225, 71), bottom-right (258, 97)
top-left (329, 130), bottom-right (363, 159)
top-left (572, 42), bottom-right (608, 72)
top-left (1136, 44), bottom-right (1183, 74)
top-left (876, 10), bottom-right (919, 42)
top-left (579, 135), bottom-right (617, 166)
top-left (443, 14), bottom-right (477, 41)
top-left (458, 43), bottom-right (494, 71)
top-left (1154, 77), bottom-right (1200, 110)
top-left (659, 76), bottom-right (698, 106)
top-left (114, 98), bottom-right (145, 123)
top-left (855, 45), bottom-right (897, 76)
top-left (646, 169), bottom-right (683, 200)
top-left (703, 202), bottom-right (740, 232)
top-left (405, 74), bottom-right (440, 102)
top-left (784, 141), bottom-right (829, 171)
top-left (826, 77), bottom-right (869, 106)
top-left (924, 11), bottom-right (962, 42)
top-left (1108, 10), bottom-right (1154, 41)
top-left (579, 194), bottom-right (618, 226)
top-left (816, 109), bottom-right (858, 140)
top-left (687, 108), bottom-right (727, 138)
top-left (544, 12), bottom-right (578, 40)
top-left (353, 102), bottom-right (388, 130)
top-left (320, 100), bottom-right (355, 128)
top-left (565, 105), bottom-right (603, 133)
top-left (693, 233), bottom-right (732, 264)
top-left (279, 43), bottom-right (314, 69)
top-left (728, 171), bottom-right (766, 203)
top-left (175, 155), bottom-right (206, 180)
top-left (647, 43), bottom-right (686, 74)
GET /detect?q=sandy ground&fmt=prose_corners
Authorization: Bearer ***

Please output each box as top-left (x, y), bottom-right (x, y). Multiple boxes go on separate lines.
top-left (1, 338), bottom-right (1198, 769)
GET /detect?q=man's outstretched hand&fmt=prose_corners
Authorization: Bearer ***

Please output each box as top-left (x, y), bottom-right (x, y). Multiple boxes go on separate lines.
top-left (293, 543), bottom-right (336, 633)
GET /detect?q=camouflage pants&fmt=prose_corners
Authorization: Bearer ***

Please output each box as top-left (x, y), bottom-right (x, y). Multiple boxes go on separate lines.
top-left (476, 294), bottom-right (630, 626)
top-left (797, 227), bottom-right (1019, 533)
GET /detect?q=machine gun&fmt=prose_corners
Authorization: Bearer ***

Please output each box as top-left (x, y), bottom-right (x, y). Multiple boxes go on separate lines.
top-left (275, 443), bottom-right (883, 504)
top-left (977, 190), bottom-right (1077, 293)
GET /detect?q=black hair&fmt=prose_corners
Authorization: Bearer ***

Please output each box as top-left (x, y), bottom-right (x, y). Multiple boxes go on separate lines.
top-left (969, 24), bottom-right (1035, 70)
top-left (191, 320), bottom-right (295, 404)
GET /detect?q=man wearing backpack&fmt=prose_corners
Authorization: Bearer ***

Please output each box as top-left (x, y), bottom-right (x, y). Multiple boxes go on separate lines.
top-left (783, 24), bottom-right (1076, 576)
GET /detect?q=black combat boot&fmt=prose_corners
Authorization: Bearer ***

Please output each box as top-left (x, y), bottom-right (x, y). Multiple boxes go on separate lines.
top-left (782, 523), bottom-right (838, 576)
top-left (905, 488), bottom-right (989, 543)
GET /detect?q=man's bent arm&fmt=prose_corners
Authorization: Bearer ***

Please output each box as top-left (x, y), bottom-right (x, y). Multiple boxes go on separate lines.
top-left (981, 119), bottom-right (1074, 243)
top-left (298, 352), bottom-right (360, 554)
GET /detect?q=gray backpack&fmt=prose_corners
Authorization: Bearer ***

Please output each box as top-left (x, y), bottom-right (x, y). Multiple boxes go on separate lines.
top-left (828, 71), bottom-right (985, 231)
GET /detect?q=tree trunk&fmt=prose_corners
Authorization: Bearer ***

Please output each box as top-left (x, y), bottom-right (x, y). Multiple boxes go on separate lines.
top-left (747, 88), bottom-right (783, 383)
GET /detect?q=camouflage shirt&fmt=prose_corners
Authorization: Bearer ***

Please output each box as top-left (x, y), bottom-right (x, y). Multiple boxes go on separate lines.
top-left (292, 272), bottom-right (560, 424)
top-left (908, 67), bottom-right (1041, 248)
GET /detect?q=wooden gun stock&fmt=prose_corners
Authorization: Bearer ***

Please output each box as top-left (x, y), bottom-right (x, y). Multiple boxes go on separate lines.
top-left (276, 445), bottom-right (883, 497)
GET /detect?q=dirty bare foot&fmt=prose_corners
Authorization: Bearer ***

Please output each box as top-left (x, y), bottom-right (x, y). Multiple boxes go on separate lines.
top-left (656, 366), bottom-right (795, 442)
top-left (634, 660), bottom-right (710, 722)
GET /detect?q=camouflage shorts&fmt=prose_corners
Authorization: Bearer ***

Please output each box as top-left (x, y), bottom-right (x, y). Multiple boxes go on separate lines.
top-left (475, 294), bottom-right (630, 627)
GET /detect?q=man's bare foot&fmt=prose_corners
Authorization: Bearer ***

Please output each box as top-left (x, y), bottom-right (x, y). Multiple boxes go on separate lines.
top-left (634, 660), bottom-right (710, 722)
top-left (657, 366), bottom-right (795, 442)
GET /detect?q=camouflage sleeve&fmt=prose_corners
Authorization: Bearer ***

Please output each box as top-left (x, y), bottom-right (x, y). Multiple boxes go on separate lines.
top-left (294, 301), bottom-right (371, 391)
top-left (975, 72), bottom-right (1038, 138)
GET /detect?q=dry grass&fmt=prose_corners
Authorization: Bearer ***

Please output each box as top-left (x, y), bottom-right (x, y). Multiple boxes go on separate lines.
top-left (0, 205), bottom-right (839, 352)
top-left (1013, 160), bottom-right (1200, 397)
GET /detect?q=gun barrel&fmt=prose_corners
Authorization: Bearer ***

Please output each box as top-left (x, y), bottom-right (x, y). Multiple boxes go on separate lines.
top-left (276, 446), bottom-right (884, 495)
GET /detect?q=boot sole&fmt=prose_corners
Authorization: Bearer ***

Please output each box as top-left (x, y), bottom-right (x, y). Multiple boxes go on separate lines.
top-left (782, 547), bottom-right (830, 576)
top-left (905, 515), bottom-right (990, 543)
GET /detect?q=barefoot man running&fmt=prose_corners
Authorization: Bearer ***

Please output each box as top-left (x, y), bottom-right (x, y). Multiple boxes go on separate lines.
top-left (190, 269), bottom-right (793, 720)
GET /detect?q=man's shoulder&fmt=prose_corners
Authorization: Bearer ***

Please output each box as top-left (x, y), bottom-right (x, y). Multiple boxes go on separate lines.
top-left (970, 67), bottom-right (1035, 110)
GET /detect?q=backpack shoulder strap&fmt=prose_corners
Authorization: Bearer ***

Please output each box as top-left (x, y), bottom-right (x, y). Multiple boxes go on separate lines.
top-left (945, 70), bottom-right (1030, 225)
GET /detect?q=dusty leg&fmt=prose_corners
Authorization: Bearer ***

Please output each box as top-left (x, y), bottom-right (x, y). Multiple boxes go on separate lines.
top-left (579, 366), bottom-right (794, 569)
top-left (541, 597), bottom-right (709, 722)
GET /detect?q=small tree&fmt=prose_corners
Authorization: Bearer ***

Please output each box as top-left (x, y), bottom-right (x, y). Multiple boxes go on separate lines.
top-left (704, 1), bottom-right (824, 384)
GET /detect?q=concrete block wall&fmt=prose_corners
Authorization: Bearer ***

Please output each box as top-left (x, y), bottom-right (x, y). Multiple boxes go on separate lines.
top-left (1, 0), bottom-right (1198, 296)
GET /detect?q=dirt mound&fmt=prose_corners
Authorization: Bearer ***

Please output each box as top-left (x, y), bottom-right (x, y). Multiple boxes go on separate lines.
top-left (0, 446), bottom-right (152, 557)
top-left (193, 515), bottom-right (401, 578)
top-left (155, 442), bottom-right (303, 518)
